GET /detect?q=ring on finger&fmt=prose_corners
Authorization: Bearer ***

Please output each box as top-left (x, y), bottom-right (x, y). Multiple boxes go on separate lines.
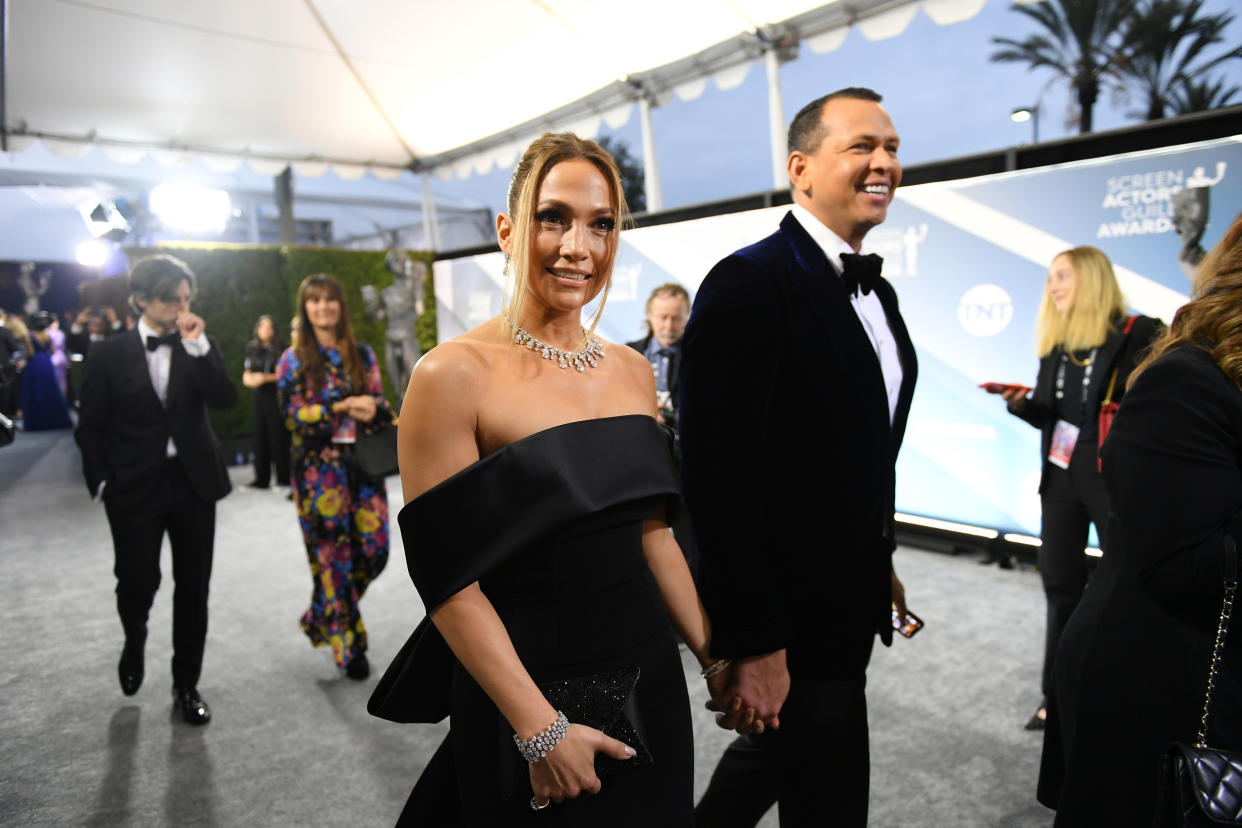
top-left (530, 796), bottom-right (550, 811)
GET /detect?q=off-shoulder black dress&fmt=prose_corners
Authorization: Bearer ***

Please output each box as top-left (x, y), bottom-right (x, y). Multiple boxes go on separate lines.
top-left (370, 414), bottom-right (694, 826)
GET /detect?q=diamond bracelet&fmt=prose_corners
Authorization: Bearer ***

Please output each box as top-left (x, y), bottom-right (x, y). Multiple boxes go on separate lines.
top-left (514, 711), bottom-right (570, 764)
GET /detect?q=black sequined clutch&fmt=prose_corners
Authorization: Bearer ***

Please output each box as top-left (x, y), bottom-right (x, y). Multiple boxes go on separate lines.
top-left (502, 666), bottom-right (652, 799)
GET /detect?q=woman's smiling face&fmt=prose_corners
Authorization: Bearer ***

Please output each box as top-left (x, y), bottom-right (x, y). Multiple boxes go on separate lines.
top-left (305, 290), bottom-right (341, 332)
top-left (1047, 254), bottom-right (1078, 314)
top-left (524, 158), bottom-right (617, 313)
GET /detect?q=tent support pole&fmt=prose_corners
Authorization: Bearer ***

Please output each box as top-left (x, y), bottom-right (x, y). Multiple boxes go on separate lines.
top-left (275, 167), bottom-right (295, 245)
top-left (765, 48), bottom-right (786, 191)
top-left (421, 176), bottom-right (441, 252)
top-left (639, 97), bottom-right (663, 213)
top-left (1, 0), bottom-right (8, 152)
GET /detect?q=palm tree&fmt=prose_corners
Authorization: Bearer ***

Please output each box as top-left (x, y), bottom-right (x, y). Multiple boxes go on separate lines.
top-left (595, 136), bottom-right (646, 214)
top-left (991, 0), bottom-right (1137, 134)
top-left (1168, 75), bottom-right (1240, 114)
top-left (1116, 0), bottom-right (1242, 119)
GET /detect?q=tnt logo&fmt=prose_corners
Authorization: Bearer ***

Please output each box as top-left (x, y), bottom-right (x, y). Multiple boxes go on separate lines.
top-left (958, 284), bottom-right (1013, 337)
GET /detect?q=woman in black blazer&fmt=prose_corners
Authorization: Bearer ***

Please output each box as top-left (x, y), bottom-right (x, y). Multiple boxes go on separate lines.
top-left (241, 315), bottom-right (290, 490)
top-left (1002, 246), bottom-right (1161, 729)
top-left (1037, 212), bottom-right (1242, 825)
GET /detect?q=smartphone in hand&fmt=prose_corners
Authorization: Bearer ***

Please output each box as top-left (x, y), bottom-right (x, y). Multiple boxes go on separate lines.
top-left (892, 608), bottom-right (924, 638)
top-left (979, 382), bottom-right (1032, 395)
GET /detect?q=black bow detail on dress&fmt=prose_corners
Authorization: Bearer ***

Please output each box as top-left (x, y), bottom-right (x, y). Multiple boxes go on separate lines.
top-left (839, 253), bottom-right (883, 297)
top-left (146, 331), bottom-right (180, 351)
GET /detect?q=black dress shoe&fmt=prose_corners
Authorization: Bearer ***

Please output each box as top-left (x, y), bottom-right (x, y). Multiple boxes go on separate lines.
top-left (173, 686), bottom-right (212, 725)
top-left (345, 654), bottom-right (370, 681)
top-left (118, 644), bottom-right (144, 696)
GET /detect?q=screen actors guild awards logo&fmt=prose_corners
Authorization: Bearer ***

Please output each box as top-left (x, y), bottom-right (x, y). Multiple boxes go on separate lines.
top-left (1097, 161), bottom-right (1226, 239)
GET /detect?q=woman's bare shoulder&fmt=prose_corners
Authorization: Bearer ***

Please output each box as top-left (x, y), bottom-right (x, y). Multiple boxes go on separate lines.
top-left (411, 320), bottom-right (507, 391)
top-left (605, 336), bottom-right (656, 381)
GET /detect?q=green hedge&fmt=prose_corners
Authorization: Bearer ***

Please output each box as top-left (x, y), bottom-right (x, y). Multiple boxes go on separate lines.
top-left (123, 244), bottom-right (436, 441)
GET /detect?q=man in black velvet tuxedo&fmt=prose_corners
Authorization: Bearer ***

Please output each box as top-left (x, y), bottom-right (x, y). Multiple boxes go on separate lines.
top-left (75, 254), bottom-right (237, 725)
top-left (680, 88), bottom-right (918, 826)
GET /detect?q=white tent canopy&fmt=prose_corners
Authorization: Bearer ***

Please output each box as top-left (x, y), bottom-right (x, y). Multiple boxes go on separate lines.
top-left (6, 0), bottom-right (987, 179)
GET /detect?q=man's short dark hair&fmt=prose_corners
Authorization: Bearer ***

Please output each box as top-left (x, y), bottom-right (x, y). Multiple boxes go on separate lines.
top-left (787, 87), bottom-right (883, 156)
top-left (128, 254), bottom-right (196, 314)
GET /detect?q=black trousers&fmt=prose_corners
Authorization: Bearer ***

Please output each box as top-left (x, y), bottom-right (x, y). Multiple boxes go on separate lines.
top-left (1038, 443), bottom-right (1109, 699)
top-left (104, 459), bottom-right (215, 688)
top-left (251, 387), bottom-right (290, 487)
top-left (696, 670), bottom-right (869, 827)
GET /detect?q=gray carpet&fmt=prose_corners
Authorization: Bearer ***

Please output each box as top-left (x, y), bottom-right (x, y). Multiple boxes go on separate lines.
top-left (0, 428), bottom-right (1053, 827)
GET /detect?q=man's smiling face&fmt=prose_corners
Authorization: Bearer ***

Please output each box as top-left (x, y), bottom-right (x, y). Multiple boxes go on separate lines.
top-left (791, 97), bottom-right (901, 250)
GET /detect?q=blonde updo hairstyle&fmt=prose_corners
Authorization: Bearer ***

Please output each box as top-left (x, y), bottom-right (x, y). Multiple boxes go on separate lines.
top-left (501, 132), bottom-right (630, 348)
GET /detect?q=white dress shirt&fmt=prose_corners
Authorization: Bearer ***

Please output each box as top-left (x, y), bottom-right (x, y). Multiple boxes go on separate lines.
top-left (790, 204), bottom-right (904, 425)
top-left (136, 318), bottom-right (211, 457)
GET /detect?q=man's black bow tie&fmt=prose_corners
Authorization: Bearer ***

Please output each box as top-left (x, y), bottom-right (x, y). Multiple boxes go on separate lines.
top-left (146, 331), bottom-right (180, 351)
top-left (839, 252), bottom-right (883, 297)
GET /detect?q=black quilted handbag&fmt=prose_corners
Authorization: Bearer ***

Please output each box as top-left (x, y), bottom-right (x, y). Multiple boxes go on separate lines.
top-left (1157, 539), bottom-right (1242, 826)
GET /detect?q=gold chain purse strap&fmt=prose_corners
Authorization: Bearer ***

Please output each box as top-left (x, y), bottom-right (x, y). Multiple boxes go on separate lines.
top-left (1196, 536), bottom-right (1238, 748)
top-left (1101, 367), bottom-right (1120, 410)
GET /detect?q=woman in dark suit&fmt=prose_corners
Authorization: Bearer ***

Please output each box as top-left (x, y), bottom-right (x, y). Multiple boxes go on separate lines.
top-left (242, 315), bottom-right (290, 490)
top-left (1037, 212), bottom-right (1242, 825)
top-left (1001, 246), bottom-right (1161, 729)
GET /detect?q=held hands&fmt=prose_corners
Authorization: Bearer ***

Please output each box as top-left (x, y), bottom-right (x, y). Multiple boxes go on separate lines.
top-left (528, 723), bottom-right (635, 807)
top-left (702, 661), bottom-right (759, 733)
top-left (705, 649), bottom-right (789, 735)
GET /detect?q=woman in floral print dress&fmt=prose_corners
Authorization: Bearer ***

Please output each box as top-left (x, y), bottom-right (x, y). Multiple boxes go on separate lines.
top-left (278, 274), bottom-right (391, 680)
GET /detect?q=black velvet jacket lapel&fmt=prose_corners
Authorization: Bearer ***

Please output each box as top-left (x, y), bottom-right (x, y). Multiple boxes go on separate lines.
top-left (777, 213), bottom-right (892, 438)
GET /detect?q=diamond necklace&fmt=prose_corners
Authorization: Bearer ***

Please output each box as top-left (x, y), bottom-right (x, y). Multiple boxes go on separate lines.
top-left (506, 314), bottom-right (606, 373)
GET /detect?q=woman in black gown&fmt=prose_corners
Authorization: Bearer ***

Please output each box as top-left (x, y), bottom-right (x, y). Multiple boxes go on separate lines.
top-left (369, 133), bottom-right (729, 825)
top-left (1037, 212), bottom-right (1242, 824)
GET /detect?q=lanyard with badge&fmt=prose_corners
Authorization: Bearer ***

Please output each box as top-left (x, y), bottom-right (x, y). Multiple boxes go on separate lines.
top-left (1048, 348), bottom-right (1097, 469)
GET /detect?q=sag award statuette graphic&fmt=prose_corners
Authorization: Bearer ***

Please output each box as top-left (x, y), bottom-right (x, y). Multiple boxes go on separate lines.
top-left (1097, 161), bottom-right (1226, 247)
top-left (361, 248), bottom-right (425, 405)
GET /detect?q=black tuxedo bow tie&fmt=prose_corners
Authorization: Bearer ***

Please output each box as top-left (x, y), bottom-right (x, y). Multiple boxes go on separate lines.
top-left (146, 331), bottom-right (180, 351)
top-left (839, 253), bottom-right (883, 297)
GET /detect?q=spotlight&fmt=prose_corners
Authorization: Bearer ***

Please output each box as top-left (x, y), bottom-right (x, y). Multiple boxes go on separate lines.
top-left (76, 240), bottom-right (111, 267)
top-left (1010, 108), bottom-right (1033, 123)
top-left (149, 183), bottom-right (231, 234)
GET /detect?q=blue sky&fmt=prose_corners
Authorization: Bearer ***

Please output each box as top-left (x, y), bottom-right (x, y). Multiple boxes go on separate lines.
top-left (429, 0), bottom-right (1242, 220)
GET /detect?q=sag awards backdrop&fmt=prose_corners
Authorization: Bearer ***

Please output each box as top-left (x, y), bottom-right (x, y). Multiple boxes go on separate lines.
top-left (433, 135), bottom-right (1240, 536)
